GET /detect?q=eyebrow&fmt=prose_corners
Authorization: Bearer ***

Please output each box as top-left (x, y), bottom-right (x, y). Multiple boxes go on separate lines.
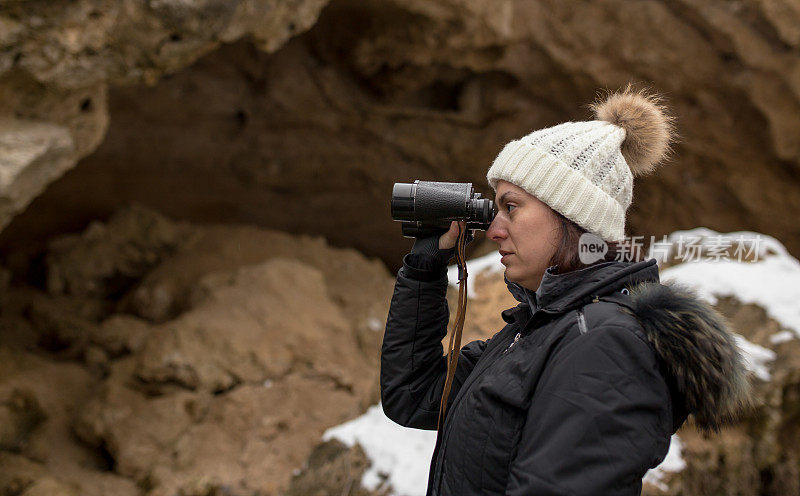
top-left (497, 191), bottom-right (524, 205)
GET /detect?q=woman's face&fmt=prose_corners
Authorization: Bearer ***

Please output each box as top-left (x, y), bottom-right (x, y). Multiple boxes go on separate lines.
top-left (486, 180), bottom-right (562, 291)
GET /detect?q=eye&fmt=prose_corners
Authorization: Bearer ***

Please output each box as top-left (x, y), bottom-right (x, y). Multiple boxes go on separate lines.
top-left (507, 204), bottom-right (517, 213)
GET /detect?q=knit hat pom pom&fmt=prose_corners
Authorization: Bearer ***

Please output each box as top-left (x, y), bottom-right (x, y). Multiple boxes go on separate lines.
top-left (590, 84), bottom-right (676, 176)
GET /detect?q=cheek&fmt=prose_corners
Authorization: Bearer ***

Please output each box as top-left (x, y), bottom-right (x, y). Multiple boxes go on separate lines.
top-left (518, 219), bottom-right (560, 259)
top-left (516, 214), bottom-right (557, 244)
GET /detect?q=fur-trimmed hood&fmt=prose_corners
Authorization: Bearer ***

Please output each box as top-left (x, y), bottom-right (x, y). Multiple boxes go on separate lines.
top-left (625, 280), bottom-right (752, 432)
top-left (506, 259), bottom-right (752, 432)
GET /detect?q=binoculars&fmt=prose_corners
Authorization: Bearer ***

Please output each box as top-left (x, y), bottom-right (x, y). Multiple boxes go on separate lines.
top-left (391, 180), bottom-right (496, 238)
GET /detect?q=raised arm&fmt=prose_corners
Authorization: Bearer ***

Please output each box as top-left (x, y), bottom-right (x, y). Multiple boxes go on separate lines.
top-left (380, 231), bottom-right (487, 430)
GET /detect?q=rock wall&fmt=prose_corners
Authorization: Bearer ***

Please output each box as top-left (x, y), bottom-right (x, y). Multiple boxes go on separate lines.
top-left (1, 0), bottom-right (800, 272)
top-left (0, 205), bottom-right (394, 495)
top-left (0, 0), bottom-right (328, 237)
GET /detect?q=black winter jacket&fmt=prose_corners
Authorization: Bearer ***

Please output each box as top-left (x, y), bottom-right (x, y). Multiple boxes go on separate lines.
top-left (380, 254), bottom-right (750, 496)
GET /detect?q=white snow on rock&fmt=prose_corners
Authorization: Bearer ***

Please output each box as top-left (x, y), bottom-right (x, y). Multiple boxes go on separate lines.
top-left (367, 317), bottom-right (385, 332)
top-left (642, 435), bottom-right (687, 492)
top-left (770, 330), bottom-right (795, 345)
top-left (323, 404), bottom-right (436, 496)
top-left (446, 250), bottom-right (502, 298)
top-left (656, 228), bottom-right (800, 339)
top-left (734, 335), bottom-right (776, 381)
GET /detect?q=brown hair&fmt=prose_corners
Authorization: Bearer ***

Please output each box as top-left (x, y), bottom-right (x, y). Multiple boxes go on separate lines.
top-left (547, 211), bottom-right (645, 274)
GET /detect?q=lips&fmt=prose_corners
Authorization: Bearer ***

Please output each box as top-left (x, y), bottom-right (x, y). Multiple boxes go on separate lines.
top-left (499, 250), bottom-right (514, 256)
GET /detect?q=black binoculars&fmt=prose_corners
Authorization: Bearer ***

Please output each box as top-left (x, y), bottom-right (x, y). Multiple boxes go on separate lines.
top-left (391, 180), bottom-right (496, 238)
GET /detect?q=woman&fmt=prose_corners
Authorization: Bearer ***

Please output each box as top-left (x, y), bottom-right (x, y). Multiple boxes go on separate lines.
top-left (380, 87), bottom-right (752, 495)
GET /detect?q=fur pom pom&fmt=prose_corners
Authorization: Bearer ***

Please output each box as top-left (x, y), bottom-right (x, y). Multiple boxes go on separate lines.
top-left (590, 84), bottom-right (676, 176)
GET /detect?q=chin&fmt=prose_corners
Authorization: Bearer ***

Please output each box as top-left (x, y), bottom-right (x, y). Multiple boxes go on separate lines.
top-left (504, 269), bottom-right (535, 289)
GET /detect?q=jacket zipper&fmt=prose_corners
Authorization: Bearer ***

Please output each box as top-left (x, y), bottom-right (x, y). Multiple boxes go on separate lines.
top-left (433, 308), bottom-right (556, 495)
top-left (433, 326), bottom-right (524, 494)
top-left (576, 309), bottom-right (588, 334)
top-left (502, 332), bottom-right (521, 354)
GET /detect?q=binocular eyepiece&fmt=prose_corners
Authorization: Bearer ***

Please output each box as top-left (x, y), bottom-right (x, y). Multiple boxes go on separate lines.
top-left (391, 180), bottom-right (496, 238)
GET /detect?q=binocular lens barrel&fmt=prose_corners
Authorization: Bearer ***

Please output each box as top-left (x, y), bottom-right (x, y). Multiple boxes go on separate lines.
top-left (391, 180), bottom-right (495, 238)
top-left (392, 181), bottom-right (474, 221)
top-left (390, 183), bottom-right (417, 221)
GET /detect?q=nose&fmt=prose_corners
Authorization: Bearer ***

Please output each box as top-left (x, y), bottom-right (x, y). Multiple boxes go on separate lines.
top-left (486, 214), bottom-right (507, 244)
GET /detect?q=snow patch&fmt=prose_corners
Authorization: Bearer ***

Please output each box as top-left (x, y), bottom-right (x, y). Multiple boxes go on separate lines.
top-left (657, 228), bottom-right (800, 339)
top-left (735, 335), bottom-right (777, 381)
top-left (643, 435), bottom-right (686, 492)
top-left (367, 317), bottom-right (384, 332)
top-left (446, 250), bottom-right (503, 298)
top-left (323, 405), bottom-right (436, 496)
top-left (770, 331), bottom-right (794, 345)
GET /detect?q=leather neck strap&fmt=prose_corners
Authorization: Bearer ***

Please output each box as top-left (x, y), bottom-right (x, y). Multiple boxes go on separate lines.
top-left (437, 227), bottom-right (469, 431)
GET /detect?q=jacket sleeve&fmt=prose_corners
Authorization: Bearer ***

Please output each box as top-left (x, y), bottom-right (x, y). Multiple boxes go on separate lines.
top-left (380, 254), bottom-right (488, 430)
top-left (505, 325), bottom-right (672, 496)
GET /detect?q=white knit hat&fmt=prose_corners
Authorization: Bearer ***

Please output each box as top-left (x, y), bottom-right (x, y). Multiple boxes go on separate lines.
top-left (486, 86), bottom-right (674, 242)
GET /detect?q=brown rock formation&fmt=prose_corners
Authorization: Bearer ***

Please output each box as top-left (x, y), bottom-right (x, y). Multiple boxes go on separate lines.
top-left (0, 347), bottom-right (140, 496)
top-left (0, 205), bottom-right (394, 496)
top-left (286, 440), bottom-right (387, 496)
top-left (2, 0), bottom-right (800, 273)
top-left (0, 0), bottom-right (329, 232)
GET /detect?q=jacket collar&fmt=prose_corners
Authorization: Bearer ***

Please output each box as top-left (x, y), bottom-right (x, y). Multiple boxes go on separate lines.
top-left (504, 258), bottom-right (660, 315)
